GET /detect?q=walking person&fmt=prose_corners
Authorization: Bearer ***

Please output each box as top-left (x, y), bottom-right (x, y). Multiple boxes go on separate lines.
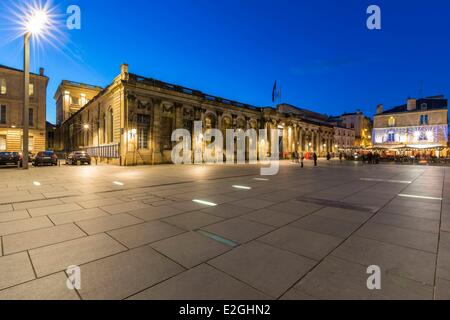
top-left (300, 152), bottom-right (304, 168)
top-left (313, 152), bottom-right (318, 167)
top-left (339, 152), bottom-right (343, 163)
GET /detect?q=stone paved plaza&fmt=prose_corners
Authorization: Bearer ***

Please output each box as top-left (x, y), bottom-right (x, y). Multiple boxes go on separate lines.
top-left (0, 160), bottom-right (449, 300)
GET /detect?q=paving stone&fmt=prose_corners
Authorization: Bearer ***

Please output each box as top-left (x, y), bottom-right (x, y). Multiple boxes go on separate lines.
top-left (331, 236), bottom-right (436, 285)
top-left (0, 272), bottom-right (79, 300)
top-left (78, 197), bottom-right (125, 209)
top-left (435, 278), bottom-right (450, 300)
top-left (100, 201), bottom-right (151, 214)
top-left (108, 221), bottom-right (185, 248)
top-left (76, 213), bottom-right (143, 235)
top-left (0, 216), bottom-right (53, 236)
top-left (0, 204), bottom-right (13, 213)
top-left (258, 226), bottom-right (342, 261)
top-left (356, 222), bottom-right (438, 253)
top-left (232, 198), bottom-right (275, 210)
top-left (202, 218), bottom-right (274, 244)
top-left (29, 233), bottom-right (127, 277)
top-left (371, 212), bottom-right (440, 234)
top-left (0, 252), bottom-right (35, 290)
top-left (313, 207), bottom-right (373, 224)
top-left (129, 264), bottom-right (270, 300)
top-left (210, 241), bottom-right (316, 298)
top-left (49, 208), bottom-right (109, 225)
top-left (13, 199), bottom-right (63, 211)
top-left (0, 210), bottom-right (30, 223)
top-left (267, 201), bottom-right (323, 217)
top-left (163, 211), bottom-right (223, 231)
top-left (241, 209), bottom-right (299, 227)
top-left (128, 205), bottom-right (184, 221)
top-left (437, 231), bottom-right (450, 281)
top-left (78, 245), bottom-right (184, 300)
top-left (28, 203), bottom-right (84, 217)
top-left (291, 215), bottom-right (361, 239)
top-left (201, 203), bottom-right (255, 219)
top-left (285, 256), bottom-right (433, 300)
top-left (3, 224), bottom-right (86, 255)
top-left (151, 231), bottom-right (231, 268)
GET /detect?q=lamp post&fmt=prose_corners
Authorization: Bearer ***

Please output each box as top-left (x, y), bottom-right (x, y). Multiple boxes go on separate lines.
top-left (22, 9), bottom-right (49, 169)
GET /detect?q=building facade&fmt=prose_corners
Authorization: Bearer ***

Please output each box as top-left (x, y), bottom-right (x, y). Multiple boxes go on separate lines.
top-left (0, 65), bottom-right (48, 154)
top-left (57, 64), bottom-right (336, 165)
top-left (339, 111), bottom-right (373, 148)
top-left (373, 96), bottom-right (449, 155)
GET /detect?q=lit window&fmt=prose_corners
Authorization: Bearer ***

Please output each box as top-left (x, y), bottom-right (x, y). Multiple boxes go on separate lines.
top-left (29, 83), bottom-right (34, 96)
top-left (0, 79), bottom-right (6, 94)
top-left (388, 117), bottom-right (396, 127)
top-left (80, 93), bottom-right (87, 106)
top-left (138, 128), bottom-right (149, 149)
top-left (387, 132), bottom-right (396, 142)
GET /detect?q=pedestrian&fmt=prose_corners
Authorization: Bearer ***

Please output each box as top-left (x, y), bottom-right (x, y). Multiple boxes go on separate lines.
top-left (327, 152), bottom-right (331, 161)
top-left (339, 153), bottom-right (343, 163)
top-left (300, 152), bottom-right (304, 168)
top-left (313, 152), bottom-right (318, 167)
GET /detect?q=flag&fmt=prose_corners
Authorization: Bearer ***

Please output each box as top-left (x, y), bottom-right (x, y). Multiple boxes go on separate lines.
top-left (272, 81), bottom-right (281, 103)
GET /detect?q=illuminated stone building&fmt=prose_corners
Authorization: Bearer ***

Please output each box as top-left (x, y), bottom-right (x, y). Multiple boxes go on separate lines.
top-left (0, 64), bottom-right (48, 154)
top-left (373, 96), bottom-right (448, 156)
top-left (57, 64), bottom-right (335, 165)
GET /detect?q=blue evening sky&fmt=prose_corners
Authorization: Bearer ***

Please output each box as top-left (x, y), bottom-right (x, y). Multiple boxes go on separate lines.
top-left (1, 0), bottom-right (450, 123)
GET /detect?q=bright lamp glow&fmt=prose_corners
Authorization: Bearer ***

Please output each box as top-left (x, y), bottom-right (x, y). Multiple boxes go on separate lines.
top-left (83, 124), bottom-right (89, 130)
top-left (26, 9), bottom-right (49, 34)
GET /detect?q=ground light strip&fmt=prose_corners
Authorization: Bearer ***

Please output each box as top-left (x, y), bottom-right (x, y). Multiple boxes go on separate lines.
top-left (360, 178), bottom-right (412, 184)
top-left (398, 194), bottom-right (442, 201)
top-left (196, 230), bottom-right (238, 247)
top-left (254, 178), bottom-right (269, 181)
top-left (232, 185), bottom-right (252, 190)
top-left (33, 181), bottom-right (41, 186)
top-left (113, 181), bottom-right (124, 186)
top-left (192, 199), bottom-right (217, 206)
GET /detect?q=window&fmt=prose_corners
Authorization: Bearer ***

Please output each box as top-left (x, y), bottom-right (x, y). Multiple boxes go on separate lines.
top-left (420, 115), bottom-right (429, 125)
top-left (0, 105), bottom-right (6, 124)
top-left (388, 117), bottom-right (396, 127)
top-left (0, 135), bottom-right (6, 151)
top-left (104, 108), bottom-right (114, 144)
top-left (387, 132), bottom-right (396, 142)
top-left (137, 114), bottom-right (150, 124)
top-left (138, 128), bottom-right (149, 149)
top-left (29, 83), bottom-right (34, 96)
top-left (0, 79), bottom-right (6, 94)
top-left (421, 103), bottom-right (428, 111)
top-left (71, 96), bottom-right (79, 105)
top-left (80, 94), bottom-right (87, 107)
top-left (29, 108), bottom-right (34, 126)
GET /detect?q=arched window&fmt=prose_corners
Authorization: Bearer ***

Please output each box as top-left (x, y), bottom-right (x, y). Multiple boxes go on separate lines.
top-left (388, 117), bottom-right (396, 127)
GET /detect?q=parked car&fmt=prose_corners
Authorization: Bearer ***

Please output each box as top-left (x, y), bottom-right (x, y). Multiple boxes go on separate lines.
top-left (66, 151), bottom-right (91, 165)
top-left (32, 151), bottom-right (58, 166)
top-left (0, 152), bottom-right (22, 167)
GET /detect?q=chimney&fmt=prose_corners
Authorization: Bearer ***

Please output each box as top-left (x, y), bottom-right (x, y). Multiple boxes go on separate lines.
top-left (39, 67), bottom-right (44, 76)
top-left (407, 98), bottom-right (417, 111)
top-left (377, 104), bottom-right (383, 114)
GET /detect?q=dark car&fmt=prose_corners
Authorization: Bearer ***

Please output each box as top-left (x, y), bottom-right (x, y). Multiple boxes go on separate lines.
top-left (0, 152), bottom-right (22, 167)
top-left (66, 151), bottom-right (91, 165)
top-left (33, 151), bottom-right (58, 166)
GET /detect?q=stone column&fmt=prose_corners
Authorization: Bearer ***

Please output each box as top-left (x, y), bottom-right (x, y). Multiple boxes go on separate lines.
top-left (152, 98), bottom-right (163, 164)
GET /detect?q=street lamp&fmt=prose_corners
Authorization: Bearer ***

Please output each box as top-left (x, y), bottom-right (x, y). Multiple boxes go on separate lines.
top-left (22, 9), bottom-right (49, 169)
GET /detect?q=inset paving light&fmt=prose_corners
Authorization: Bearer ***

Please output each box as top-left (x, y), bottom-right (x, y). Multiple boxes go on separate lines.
top-left (233, 185), bottom-right (252, 190)
top-left (113, 181), bottom-right (124, 186)
top-left (398, 194), bottom-right (442, 201)
top-left (33, 181), bottom-right (41, 186)
top-left (254, 178), bottom-right (269, 181)
top-left (192, 199), bottom-right (217, 207)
